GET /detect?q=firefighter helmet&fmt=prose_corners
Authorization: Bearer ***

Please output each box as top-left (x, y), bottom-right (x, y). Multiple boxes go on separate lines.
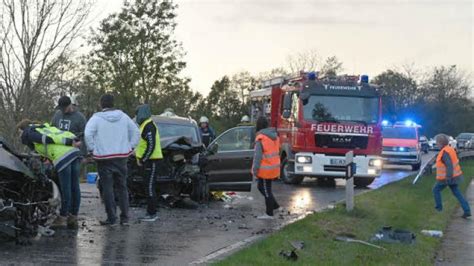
top-left (199, 116), bottom-right (209, 124)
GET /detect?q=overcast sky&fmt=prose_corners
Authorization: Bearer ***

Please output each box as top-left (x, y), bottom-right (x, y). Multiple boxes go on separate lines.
top-left (92, 0), bottom-right (473, 95)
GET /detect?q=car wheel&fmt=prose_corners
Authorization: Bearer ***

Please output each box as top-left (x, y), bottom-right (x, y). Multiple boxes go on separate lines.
top-left (191, 174), bottom-right (209, 203)
top-left (281, 158), bottom-right (304, 185)
top-left (354, 177), bottom-right (375, 187)
top-left (412, 162), bottom-right (421, 171)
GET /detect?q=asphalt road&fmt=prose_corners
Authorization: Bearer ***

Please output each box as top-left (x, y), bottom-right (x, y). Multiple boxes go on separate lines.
top-left (0, 153), bottom-right (435, 265)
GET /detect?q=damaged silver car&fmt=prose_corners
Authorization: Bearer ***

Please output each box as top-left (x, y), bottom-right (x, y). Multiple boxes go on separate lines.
top-left (0, 139), bottom-right (60, 243)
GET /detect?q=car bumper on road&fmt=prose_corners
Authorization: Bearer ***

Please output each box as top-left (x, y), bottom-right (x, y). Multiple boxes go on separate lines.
top-left (293, 153), bottom-right (382, 179)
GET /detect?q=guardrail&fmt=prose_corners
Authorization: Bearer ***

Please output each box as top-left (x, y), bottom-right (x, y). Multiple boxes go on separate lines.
top-left (413, 150), bottom-right (474, 184)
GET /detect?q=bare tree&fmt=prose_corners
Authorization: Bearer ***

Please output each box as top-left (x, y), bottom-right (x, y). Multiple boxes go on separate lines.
top-left (0, 0), bottom-right (91, 146)
top-left (286, 49), bottom-right (321, 74)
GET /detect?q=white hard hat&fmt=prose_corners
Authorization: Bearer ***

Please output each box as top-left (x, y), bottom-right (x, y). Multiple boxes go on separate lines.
top-left (241, 115), bottom-right (250, 123)
top-left (199, 116), bottom-right (209, 123)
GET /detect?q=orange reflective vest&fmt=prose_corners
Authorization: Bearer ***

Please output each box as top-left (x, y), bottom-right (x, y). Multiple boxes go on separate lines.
top-left (436, 146), bottom-right (462, 181)
top-left (254, 133), bottom-right (280, 179)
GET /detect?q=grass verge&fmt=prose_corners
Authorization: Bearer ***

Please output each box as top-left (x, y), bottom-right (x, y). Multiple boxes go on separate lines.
top-left (216, 161), bottom-right (474, 266)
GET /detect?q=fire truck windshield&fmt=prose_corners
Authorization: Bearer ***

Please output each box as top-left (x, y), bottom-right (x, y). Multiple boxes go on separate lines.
top-left (303, 95), bottom-right (379, 124)
top-left (382, 127), bottom-right (417, 139)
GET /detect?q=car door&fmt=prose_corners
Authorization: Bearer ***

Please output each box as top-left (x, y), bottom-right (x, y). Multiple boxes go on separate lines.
top-left (206, 126), bottom-right (255, 192)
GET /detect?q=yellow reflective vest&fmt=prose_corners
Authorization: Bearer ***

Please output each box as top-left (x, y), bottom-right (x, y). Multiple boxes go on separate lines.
top-left (33, 124), bottom-right (79, 171)
top-left (135, 118), bottom-right (163, 160)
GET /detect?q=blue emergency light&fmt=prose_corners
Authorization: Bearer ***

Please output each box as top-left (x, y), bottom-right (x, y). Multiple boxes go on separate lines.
top-left (404, 120), bottom-right (414, 126)
top-left (399, 147), bottom-right (406, 152)
top-left (308, 72), bottom-right (317, 80)
top-left (382, 120), bottom-right (389, 126)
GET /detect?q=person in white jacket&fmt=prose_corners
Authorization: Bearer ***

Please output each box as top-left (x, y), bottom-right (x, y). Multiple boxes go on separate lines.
top-left (85, 94), bottom-right (140, 226)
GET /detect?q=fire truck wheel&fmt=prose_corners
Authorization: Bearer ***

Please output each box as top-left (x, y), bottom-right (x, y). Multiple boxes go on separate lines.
top-left (281, 158), bottom-right (304, 185)
top-left (354, 177), bottom-right (375, 187)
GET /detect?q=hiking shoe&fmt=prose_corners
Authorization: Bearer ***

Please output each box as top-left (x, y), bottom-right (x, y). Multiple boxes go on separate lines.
top-left (99, 220), bottom-right (117, 227)
top-left (462, 213), bottom-right (472, 219)
top-left (52, 216), bottom-right (67, 228)
top-left (67, 215), bottom-right (78, 229)
top-left (257, 214), bottom-right (275, 220)
top-left (140, 214), bottom-right (158, 222)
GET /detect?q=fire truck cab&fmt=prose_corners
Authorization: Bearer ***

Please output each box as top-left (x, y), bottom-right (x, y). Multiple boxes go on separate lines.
top-left (250, 72), bottom-right (383, 187)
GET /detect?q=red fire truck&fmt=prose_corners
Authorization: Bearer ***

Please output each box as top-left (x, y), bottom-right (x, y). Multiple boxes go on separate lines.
top-left (249, 72), bottom-right (383, 187)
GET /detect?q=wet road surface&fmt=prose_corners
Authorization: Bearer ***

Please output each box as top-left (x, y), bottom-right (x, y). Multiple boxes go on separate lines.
top-left (0, 153), bottom-right (434, 265)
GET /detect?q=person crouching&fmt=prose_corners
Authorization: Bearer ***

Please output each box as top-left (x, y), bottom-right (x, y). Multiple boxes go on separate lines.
top-left (433, 134), bottom-right (471, 218)
top-left (252, 116), bottom-right (281, 219)
top-left (17, 119), bottom-right (82, 229)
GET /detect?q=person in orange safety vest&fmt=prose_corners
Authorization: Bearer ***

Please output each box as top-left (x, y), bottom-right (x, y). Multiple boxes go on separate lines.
top-left (252, 116), bottom-right (281, 220)
top-left (433, 134), bottom-right (471, 218)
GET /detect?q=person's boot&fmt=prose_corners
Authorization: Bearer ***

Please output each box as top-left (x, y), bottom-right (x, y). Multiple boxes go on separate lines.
top-left (52, 216), bottom-right (67, 228)
top-left (67, 215), bottom-right (79, 229)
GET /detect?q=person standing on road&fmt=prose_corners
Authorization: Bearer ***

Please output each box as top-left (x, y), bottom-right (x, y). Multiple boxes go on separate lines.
top-left (17, 120), bottom-right (82, 229)
top-left (199, 116), bottom-right (216, 147)
top-left (51, 96), bottom-right (87, 138)
top-left (432, 134), bottom-right (471, 218)
top-left (135, 104), bottom-right (163, 222)
top-left (252, 116), bottom-right (281, 220)
top-left (85, 94), bottom-right (140, 226)
top-left (51, 96), bottom-right (88, 179)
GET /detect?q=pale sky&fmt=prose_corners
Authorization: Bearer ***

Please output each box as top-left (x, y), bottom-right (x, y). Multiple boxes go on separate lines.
top-left (91, 0), bottom-right (473, 95)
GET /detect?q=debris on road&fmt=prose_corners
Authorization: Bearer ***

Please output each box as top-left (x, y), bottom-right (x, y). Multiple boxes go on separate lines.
top-left (279, 249), bottom-right (298, 261)
top-left (371, 226), bottom-right (416, 244)
top-left (335, 236), bottom-right (386, 250)
top-left (290, 240), bottom-right (304, 250)
top-left (238, 224), bottom-right (249, 230)
top-left (421, 230), bottom-right (443, 238)
top-left (211, 191), bottom-right (233, 202)
top-left (37, 226), bottom-right (55, 237)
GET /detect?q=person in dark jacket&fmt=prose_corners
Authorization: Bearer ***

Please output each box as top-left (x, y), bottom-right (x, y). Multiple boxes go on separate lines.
top-left (51, 96), bottom-right (87, 138)
top-left (252, 116), bottom-right (281, 220)
top-left (17, 119), bottom-right (82, 229)
top-left (135, 104), bottom-right (163, 222)
top-left (199, 116), bottom-right (216, 147)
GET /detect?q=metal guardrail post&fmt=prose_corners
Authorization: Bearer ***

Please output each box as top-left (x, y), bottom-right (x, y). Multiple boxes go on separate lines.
top-left (345, 151), bottom-right (355, 212)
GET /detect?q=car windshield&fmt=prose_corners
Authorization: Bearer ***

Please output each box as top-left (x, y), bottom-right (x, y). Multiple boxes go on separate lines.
top-left (457, 133), bottom-right (472, 140)
top-left (156, 123), bottom-right (199, 143)
top-left (382, 127), bottom-right (417, 139)
top-left (303, 95), bottom-right (379, 124)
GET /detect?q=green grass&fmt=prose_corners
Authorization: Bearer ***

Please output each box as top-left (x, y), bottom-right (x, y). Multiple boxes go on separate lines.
top-left (216, 161), bottom-right (474, 266)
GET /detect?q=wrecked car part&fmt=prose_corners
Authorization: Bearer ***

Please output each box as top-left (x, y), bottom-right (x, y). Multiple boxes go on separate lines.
top-left (279, 250), bottom-right (298, 261)
top-left (127, 136), bottom-right (208, 205)
top-left (0, 140), bottom-right (59, 242)
top-left (421, 230), bottom-right (443, 238)
top-left (371, 226), bottom-right (416, 244)
top-left (335, 236), bottom-right (386, 250)
top-left (290, 240), bottom-right (305, 250)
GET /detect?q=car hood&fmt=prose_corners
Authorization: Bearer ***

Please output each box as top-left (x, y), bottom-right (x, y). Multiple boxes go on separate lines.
top-left (160, 136), bottom-right (203, 153)
top-left (0, 146), bottom-right (34, 178)
top-left (383, 138), bottom-right (418, 147)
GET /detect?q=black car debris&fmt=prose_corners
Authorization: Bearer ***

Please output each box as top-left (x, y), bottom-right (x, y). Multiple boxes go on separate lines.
top-left (0, 139), bottom-right (60, 243)
top-left (99, 115), bottom-right (254, 207)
